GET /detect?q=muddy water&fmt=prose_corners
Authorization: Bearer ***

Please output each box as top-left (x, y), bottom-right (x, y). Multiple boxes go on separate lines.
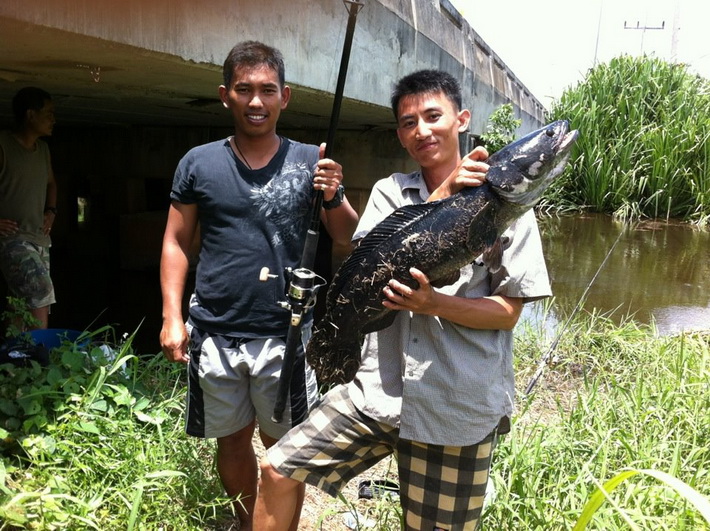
top-left (521, 213), bottom-right (710, 336)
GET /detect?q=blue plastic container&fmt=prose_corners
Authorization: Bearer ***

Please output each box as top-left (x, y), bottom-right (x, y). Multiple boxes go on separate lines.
top-left (28, 329), bottom-right (84, 350)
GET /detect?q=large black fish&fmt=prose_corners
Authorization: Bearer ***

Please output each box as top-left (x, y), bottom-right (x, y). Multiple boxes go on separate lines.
top-left (307, 120), bottom-right (579, 385)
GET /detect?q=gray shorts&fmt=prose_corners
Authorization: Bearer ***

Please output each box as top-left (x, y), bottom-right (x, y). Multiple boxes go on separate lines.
top-left (0, 238), bottom-right (55, 309)
top-left (268, 385), bottom-right (495, 530)
top-left (185, 324), bottom-right (318, 440)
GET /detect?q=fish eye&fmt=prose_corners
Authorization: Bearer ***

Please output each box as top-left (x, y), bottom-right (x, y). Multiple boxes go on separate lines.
top-left (545, 127), bottom-right (555, 137)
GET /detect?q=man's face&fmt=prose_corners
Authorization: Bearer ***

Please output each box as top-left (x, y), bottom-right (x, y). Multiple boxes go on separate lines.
top-left (219, 64), bottom-right (290, 137)
top-left (395, 90), bottom-right (470, 170)
top-left (28, 100), bottom-right (55, 137)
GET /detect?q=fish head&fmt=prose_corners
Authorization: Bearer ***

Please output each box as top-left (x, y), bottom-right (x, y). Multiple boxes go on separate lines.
top-left (486, 120), bottom-right (579, 207)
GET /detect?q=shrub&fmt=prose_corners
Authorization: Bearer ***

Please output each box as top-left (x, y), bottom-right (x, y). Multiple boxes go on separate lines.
top-left (548, 55), bottom-right (710, 224)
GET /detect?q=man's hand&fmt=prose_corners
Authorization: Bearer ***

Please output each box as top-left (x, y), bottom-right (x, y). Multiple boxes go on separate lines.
top-left (382, 267), bottom-right (437, 314)
top-left (42, 211), bottom-right (56, 235)
top-left (313, 142), bottom-right (344, 202)
top-left (160, 319), bottom-right (190, 363)
top-left (0, 218), bottom-right (18, 237)
top-left (428, 146), bottom-right (489, 202)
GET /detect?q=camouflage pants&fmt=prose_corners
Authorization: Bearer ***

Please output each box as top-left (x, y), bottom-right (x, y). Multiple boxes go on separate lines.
top-left (0, 239), bottom-right (55, 309)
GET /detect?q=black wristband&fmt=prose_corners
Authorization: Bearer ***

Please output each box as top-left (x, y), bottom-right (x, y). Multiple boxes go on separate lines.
top-left (44, 207), bottom-right (58, 215)
top-left (323, 185), bottom-right (345, 210)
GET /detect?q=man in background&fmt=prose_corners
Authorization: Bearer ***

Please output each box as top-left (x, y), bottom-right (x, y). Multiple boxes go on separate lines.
top-left (0, 87), bottom-right (58, 331)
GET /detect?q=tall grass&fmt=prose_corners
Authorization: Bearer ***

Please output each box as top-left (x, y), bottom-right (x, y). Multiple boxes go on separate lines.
top-left (492, 314), bottom-right (710, 529)
top-left (1, 318), bottom-right (708, 529)
top-left (547, 55), bottom-right (710, 224)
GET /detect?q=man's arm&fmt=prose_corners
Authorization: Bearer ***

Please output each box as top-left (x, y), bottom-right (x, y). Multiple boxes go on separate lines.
top-left (160, 201), bottom-right (198, 363)
top-left (0, 146), bottom-right (19, 236)
top-left (321, 198), bottom-right (358, 247)
top-left (382, 266), bottom-right (523, 330)
top-left (42, 159), bottom-right (57, 234)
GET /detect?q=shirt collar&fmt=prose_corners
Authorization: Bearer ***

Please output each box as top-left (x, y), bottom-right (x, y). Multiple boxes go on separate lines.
top-left (400, 171), bottom-right (430, 202)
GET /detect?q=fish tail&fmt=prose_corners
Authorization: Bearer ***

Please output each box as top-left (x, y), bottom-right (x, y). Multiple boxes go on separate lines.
top-left (306, 321), bottom-right (362, 387)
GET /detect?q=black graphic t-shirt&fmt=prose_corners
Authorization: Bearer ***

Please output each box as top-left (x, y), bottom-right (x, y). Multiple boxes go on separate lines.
top-left (171, 137), bottom-right (318, 337)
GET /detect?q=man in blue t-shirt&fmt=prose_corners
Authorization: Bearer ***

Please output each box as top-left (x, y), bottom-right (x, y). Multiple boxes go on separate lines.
top-left (159, 40), bottom-right (358, 530)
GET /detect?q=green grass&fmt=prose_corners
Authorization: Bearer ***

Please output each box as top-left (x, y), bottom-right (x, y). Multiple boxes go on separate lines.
top-left (1, 316), bottom-right (708, 529)
top-left (491, 313), bottom-right (710, 530)
top-left (0, 329), bottom-right (234, 530)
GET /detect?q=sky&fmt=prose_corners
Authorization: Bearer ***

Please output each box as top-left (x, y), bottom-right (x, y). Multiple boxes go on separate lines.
top-left (449, 0), bottom-right (710, 108)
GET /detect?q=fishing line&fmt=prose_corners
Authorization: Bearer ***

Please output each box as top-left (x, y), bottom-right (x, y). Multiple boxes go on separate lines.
top-left (523, 223), bottom-right (629, 396)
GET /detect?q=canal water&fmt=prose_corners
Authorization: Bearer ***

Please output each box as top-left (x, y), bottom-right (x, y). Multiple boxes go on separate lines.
top-left (521, 213), bottom-right (710, 336)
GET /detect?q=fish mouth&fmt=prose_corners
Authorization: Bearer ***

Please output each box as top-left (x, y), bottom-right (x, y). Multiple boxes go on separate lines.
top-left (559, 129), bottom-right (579, 151)
top-left (552, 120), bottom-right (578, 153)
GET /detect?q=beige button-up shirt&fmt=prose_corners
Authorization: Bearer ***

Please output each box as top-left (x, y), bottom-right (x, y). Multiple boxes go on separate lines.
top-left (346, 171), bottom-right (551, 446)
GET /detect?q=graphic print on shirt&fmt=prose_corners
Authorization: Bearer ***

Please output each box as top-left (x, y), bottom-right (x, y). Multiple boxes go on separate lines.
top-left (249, 160), bottom-right (313, 247)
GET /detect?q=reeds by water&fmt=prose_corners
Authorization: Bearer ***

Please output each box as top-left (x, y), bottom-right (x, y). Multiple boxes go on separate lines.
top-left (547, 55), bottom-right (710, 225)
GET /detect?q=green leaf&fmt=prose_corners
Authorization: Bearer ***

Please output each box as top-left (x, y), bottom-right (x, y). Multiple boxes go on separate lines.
top-left (4, 416), bottom-right (21, 431)
top-left (90, 399), bottom-right (108, 412)
top-left (77, 421), bottom-right (100, 434)
top-left (23, 413), bottom-right (48, 432)
top-left (112, 385), bottom-right (134, 407)
top-left (19, 398), bottom-right (42, 416)
top-left (61, 349), bottom-right (86, 372)
top-left (133, 397), bottom-right (151, 411)
top-left (46, 366), bottom-right (65, 386)
top-left (134, 410), bottom-right (165, 425)
top-left (573, 468), bottom-right (710, 530)
top-left (0, 398), bottom-right (18, 416)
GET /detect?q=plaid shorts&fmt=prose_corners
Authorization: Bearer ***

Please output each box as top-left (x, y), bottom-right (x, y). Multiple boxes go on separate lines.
top-left (267, 385), bottom-right (495, 530)
top-left (0, 239), bottom-right (55, 309)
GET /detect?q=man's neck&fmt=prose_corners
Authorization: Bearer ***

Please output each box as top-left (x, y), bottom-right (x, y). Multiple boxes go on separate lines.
top-left (420, 159), bottom-right (460, 194)
top-left (11, 128), bottom-right (40, 151)
top-left (231, 132), bottom-right (282, 170)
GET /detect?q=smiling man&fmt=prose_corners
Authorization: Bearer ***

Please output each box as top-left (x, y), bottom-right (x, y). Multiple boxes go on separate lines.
top-left (159, 41), bottom-right (358, 530)
top-left (254, 70), bottom-right (552, 531)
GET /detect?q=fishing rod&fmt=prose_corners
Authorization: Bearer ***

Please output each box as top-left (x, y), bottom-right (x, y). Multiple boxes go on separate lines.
top-left (268, 0), bottom-right (365, 424)
top-left (523, 225), bottom-right (627, 396)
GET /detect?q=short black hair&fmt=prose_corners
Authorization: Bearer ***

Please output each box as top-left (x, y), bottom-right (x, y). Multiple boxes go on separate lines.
top-left (12, 87), bottom-right (52, 126)
top-left (222, 41), bottom-right (286, 88)
top-left (390, 70), bottom-right (462, 119)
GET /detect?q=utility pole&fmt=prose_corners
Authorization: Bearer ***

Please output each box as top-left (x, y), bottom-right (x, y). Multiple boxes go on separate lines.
top-left (670, 0), bottom-right (681, 62)
top-left (623, 19), bottom-right (666, 55)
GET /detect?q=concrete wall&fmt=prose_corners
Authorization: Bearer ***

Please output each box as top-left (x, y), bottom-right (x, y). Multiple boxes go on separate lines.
top-left (0, 0), bottom-right (545, 131)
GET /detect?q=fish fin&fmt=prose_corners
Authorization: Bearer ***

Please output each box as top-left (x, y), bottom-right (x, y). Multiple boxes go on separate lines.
top-left (430, 270), bottom-right (461, 288)
top-left (332, 203), bottom-right (441, 292)
top-left (477, 236), bottom-right (506, 273)
top-left (307, 322), bottom-right (363, 386)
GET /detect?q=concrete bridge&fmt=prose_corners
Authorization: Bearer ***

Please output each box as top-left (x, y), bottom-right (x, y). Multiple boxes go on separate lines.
top-left (0, 0), bottom-right (546, 349)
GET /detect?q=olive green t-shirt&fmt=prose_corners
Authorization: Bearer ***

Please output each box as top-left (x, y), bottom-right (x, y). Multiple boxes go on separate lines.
top-left (0, 130), bottom-right (52, 247)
